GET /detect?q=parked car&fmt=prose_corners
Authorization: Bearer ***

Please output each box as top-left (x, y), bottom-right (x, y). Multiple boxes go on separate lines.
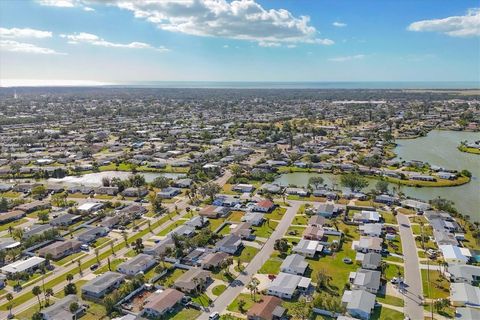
top-left (209, 312), bottom-right (220, 320)
top-left (90, 264), bottom-right (99, 271)
top-left (343, 258), bottom-right (352, 264)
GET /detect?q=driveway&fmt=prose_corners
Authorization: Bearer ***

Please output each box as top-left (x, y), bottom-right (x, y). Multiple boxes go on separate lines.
top-left (197, 201), bottom-right (301, 319)
top-left (397, 213), bottom-right (424, 320)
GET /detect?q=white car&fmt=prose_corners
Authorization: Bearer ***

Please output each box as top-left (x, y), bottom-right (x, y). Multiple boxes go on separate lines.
top-left (209, 312), bottom-right (220, 320)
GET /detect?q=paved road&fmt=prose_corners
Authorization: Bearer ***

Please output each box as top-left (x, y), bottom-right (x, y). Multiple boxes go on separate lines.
top-left (198, 201), bottom-right (301, 320)
top-left (397, 213), bottom-right (424, 320)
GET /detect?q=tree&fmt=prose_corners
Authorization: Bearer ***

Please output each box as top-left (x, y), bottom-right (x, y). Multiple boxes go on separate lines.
top-left (238, 299), bottom-right (246, 313)
top-left (149, 194), bottom-right (165, 215)
top-left (64, 283), bottom-right (77, 295)
top-left (289, 297), bottom-right (311, 320)
top-left (44, 288), bottom-right (53, 306)
top-left (0, 198), bottom-right (8, 212)
top-left (308, 176), bottom-right (324, 190)
top-left (316, 269), bottom-right (331, 290)
top-left (38, 211), bottom-right (49, 224)
top-left (375, 180), bottom-right (389, 194)
top-left (274, 239), bottom-right (289, 254)
top-left (31, 185), bottom-right (47, 199)
top-left (6, 292), bottom-right (13, 317)
top-left (231, 164), bottom-right (243, 178)
top-left (247, 277), bottom-right (260, 301)
top-left (199, 182), bottom-right (221, 201)
top-left (32, 286), bottom-right (42, 309)
top-left (66, 273), bottom-right (73, 284)
top-left (122, 231), bottom-right (129, 247)
top-left (340, 173), bottom-right (369, 192)
top-left (151, 176), bottom-right (170, 189)
top-left (128, 174), bottom-right (146, 188)
top-left (95, 248), bottom-right (100, 264)
top-left (11, 228), bottom-right (23, 241)
top-left (69, 302), bottom-right (80, 320)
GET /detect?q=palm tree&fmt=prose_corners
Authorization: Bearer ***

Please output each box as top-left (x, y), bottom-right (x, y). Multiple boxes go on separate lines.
top-left (77, 258), bottom-right (82, 275)
top-left (32, 286), bottom-right (42, 309)
top-left (110, 242), bottom-right (115, 255)
top-left (6, 293), bottom-right (13, 317)
top-left (247, 277), bottom-right (260, 301)
top-left (66, 273), bottom-right (73, 284)
top-left (44, 288), bottom-right (53, 306)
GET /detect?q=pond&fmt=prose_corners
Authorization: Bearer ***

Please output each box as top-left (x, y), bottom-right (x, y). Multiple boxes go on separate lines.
top-left (47, 171), bottom-right (186, 186)
top-left (275, 130), bottom-right (480, 221)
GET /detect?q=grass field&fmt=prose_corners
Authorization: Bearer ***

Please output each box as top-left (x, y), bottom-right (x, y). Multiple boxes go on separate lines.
top-left (422, 269), bottom-right (450, 299)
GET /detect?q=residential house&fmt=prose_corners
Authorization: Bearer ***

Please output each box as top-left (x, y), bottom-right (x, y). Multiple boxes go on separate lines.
top-left (354, 236), bottom-right (383, 253)
top-left (439, 245), bottom-right (470, 264)
top-left (292, 239), bottom-right (323, 258)
top-left (77, 226), bottom-right (109, 243)
top-left (201, 252), bottom-right (229, 270)
top-left (361, 252), bottom-right (382, 270)
top-left (77, 202), bottom-right (104, 213)
top-left (16, 200), bottom-right (51, 213)
top-left (342, 290), bottom-right (376, 320)
top-left (231, 222), bottom-right (253, 239)
top-left (267, 272), bottom-right (311, 299)
top-left (247, 296), bottom-right (286, 320)
top-left (253, 200), bottom-right (275, 213)
top-left (359, 223), bottom-right (383, 237)
top-left (1, 256), bottom-right (46, 275)
top-left (353, 211), bottom-right (381, 224)
top-left (38, 240), bottom-right (82, 260)
top-left (302, 226), bottom-right (325, 241)
top-left (173, 268), bottom-right (211, 293)
top-left (40, 294), bottom-right (85, 320)
top-left (121, 187), bottom-right (148, 198)
top-left (448, 265), bottom-right (480, 285)
top-left (81, 272), bottom-right (126, 299)
top-left (280, 254), bottom-right (308, 275)
top-left (349, 269), bottom-right (381, 294)
top-left (141, 288), bottom-right (184, 318)
top-left (232, 184), bottom-right (255, 193)
top-left (450, 283), bottom-right (480, 307)
top-left (49, 213), bottom-right (81, 227)
top-left (242, 212), bottom-right (264, 226)
top-left (308, 215), bottom-right (326, 227)
top-left (117, 254), bottom-right (156, 276)
top-left (157, 187), bottom-right (181, 199)
top-left (215, 234), bottom-right (243, 254)
top-left (199, 205), bottom-right (230, 219)
top-left (0, 210), bottom-right (26, 224)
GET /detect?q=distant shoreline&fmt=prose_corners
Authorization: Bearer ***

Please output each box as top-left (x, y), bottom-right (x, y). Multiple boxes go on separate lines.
top-left (1, 80), bottom-right (479, 90)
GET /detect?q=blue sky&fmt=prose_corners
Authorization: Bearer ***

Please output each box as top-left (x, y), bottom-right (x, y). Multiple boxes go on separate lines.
top-left (0, 0), bottom-right (479, 84)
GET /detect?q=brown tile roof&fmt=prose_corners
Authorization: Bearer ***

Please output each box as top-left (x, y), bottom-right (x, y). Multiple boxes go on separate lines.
top-left (143, 288), bottom-right (184, 313)
top-left (247, 296), bottom-right (283, 320)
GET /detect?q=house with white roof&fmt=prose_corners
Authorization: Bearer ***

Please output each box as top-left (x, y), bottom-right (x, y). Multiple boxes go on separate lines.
top-left (292, 239), bottom-right (323, 258)
top-left (439, 245), bottom-right (470, 264)
top-left (267, 272), bottom-right (311, 299)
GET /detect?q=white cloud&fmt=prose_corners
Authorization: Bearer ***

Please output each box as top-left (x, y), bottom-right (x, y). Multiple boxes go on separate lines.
top-left (223, 44), bottom-right (229, 48)
top-left (0, 27), bottom-right (52, 39)
top-left (408, 8), bottom-right (480, 37)
top-left (332, 21), bottom-right (347, 28)
top-left (0, 40), bottom-right (65, 55)
top-left (37, 0), bottom-right (95, 12)
top-left (60, 32), bottom-right (169, 51)
top-left (258, 41), bottom-right (281, 47)
top-left (36, 0), bottom-right (76, 7)
top-left (329, 54), bottom-right (365, 62)
top-left (83, 0), bottom-right (333, 46)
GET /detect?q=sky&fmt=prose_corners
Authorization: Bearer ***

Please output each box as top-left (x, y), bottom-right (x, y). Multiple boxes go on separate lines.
top-left (0, 0), bottom-right (479, 85)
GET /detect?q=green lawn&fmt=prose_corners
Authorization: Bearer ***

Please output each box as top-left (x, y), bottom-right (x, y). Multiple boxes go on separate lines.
top-left (258, 252), bottom-right (283, 275)
top-left (167, 308), bottom-right (201, 320)
top-left (384, 264), bottom-right (404, 281)
top-left (0, 218), bottom-right (28, 232)
top-left (227, 211), bottom-right (244, 222)
top-left (157, 220), bottom-right (186, 236)
top-left (209, 218), bottom-right (226, 232)
top-left (252, 220), bottom-right (278, 238)
top-left (227, 293), bottom-right (258, 313)
top-left (286, 225), bottom-right (306, 237)
top-left (292, 215), bottom-right (308, 225)
top-left (265, 207), bottom-right (287, 220)
top-left (55, 252), bottom-right (86, 266)
top-left (156, 268), bottom-right (186, 287)
top-left (377, 294), bottom-right (404, 307)
top-left (234, 246), bottom-right (259, 263)
top-left (371, 306), bottom-right (404, 320)
top-left (192, 292), bottom-right (212, 307)
top-left (93, 258), bottom-right (126, 274)
top-left (212, 284), bottom-right (227, 296)
top-left (422, 269), bottom-right (450, 299)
